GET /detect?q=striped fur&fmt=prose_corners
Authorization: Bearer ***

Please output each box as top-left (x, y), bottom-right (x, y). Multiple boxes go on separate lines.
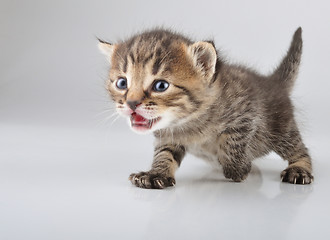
top-left (99, 27), bottom-right (313, 189)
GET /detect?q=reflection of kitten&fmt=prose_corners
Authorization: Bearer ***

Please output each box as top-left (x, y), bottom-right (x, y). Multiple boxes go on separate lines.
top-left (99, 27), bottom-right (313, 188)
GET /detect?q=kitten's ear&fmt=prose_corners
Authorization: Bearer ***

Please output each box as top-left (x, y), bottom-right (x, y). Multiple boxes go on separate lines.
top-left (187, 41), bottom-right (217, 80)
top-left (98, 39), bottom-right (114, 61)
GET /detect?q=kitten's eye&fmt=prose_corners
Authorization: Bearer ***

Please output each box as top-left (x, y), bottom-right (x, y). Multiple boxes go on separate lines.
top-left (152, 80), bottom-right (169, 92)
top-left (116, 78), bottom-right (127, 90)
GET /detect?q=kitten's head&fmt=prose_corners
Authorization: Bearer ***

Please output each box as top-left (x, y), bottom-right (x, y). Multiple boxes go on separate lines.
top-left (99, 29), bottom-right (218, 134)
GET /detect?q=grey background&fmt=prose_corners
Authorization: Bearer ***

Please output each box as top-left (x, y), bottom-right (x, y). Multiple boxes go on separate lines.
top-left (1, 0), bottom-right (329, 134)
top-left (1, 0), bottom-right (330, 239)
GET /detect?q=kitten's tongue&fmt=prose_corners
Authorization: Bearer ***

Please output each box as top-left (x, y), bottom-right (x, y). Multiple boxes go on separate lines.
top-left (130, 112), bottom-right (161, 131)
top-left (130, 112), bottom-right (149, 126)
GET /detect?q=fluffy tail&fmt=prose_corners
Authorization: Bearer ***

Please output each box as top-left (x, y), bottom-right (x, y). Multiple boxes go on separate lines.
top-left (271, 27), bottom-right (303, 94)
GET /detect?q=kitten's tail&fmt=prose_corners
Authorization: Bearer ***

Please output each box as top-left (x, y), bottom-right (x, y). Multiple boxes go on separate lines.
top-left (271, 27), bottom-right (303, 94)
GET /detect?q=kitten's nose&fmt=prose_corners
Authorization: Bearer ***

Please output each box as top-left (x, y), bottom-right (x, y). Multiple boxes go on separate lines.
top-left (127, 100), bottom-right (141, 111)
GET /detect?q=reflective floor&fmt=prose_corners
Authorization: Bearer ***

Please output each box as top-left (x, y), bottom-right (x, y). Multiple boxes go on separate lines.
top-left (1, 123), bottom-right (329, 240)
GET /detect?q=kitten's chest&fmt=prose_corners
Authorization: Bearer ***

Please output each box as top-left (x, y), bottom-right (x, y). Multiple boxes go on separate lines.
top-left (187, 140), bottom-right (221, 168)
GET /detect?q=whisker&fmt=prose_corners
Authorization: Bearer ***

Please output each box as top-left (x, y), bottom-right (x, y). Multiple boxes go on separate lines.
top-left (110, 113), bottom-right (121, 126)
top-left (94, 109), bottom-right (121, 128)
top-left (94, 108), bottom-right (116, 118)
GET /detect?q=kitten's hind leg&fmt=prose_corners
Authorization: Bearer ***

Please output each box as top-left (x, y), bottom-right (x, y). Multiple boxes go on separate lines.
top-left (218, 127), bottom-right (253, 182)
top-left (129, 143), bottom-right (185, 189)
top-left (273, 128), bottom-right (314, 185)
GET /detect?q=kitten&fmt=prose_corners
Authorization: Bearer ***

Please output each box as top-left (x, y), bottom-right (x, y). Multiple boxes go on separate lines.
top-left (98, 27), bottom-right (313, 189)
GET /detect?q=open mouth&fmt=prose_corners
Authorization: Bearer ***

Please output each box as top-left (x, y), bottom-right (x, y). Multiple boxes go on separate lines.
top-left (130, 112), bottom-right (161, 131)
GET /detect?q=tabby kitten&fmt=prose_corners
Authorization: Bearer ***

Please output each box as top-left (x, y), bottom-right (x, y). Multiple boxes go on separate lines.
top-left (99, 27), bottom-right (313, 188)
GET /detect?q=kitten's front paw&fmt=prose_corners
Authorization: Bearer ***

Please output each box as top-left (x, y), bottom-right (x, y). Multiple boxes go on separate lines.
top-left (129, 171), bottom-right (176, 189)
top-left (281, 166), bottom-right (314, 184)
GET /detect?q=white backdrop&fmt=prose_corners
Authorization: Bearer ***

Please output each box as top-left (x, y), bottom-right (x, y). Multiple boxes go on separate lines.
top-left (1, 1), bottom-right (330, 239)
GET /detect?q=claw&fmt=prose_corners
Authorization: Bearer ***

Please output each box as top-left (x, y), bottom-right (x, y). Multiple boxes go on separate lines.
top-left (302, 178), bottom-right (305, 185)
top-left (294, 177), bottom-right (297, 184)
top-left (159, 179), bottom-right (164, 187)
top-left (134, 176), bottom-right (139, 183)
top-left (155, 179), bottom-right (163, 188)
top-left (281, 176), bottom-right (284, 182)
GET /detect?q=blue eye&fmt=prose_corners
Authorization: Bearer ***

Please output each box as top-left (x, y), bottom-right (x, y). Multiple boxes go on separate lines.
top-left (116, 78), bottom-right (127, 90)
top-left (153, 80), bottom-right (169, 92)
